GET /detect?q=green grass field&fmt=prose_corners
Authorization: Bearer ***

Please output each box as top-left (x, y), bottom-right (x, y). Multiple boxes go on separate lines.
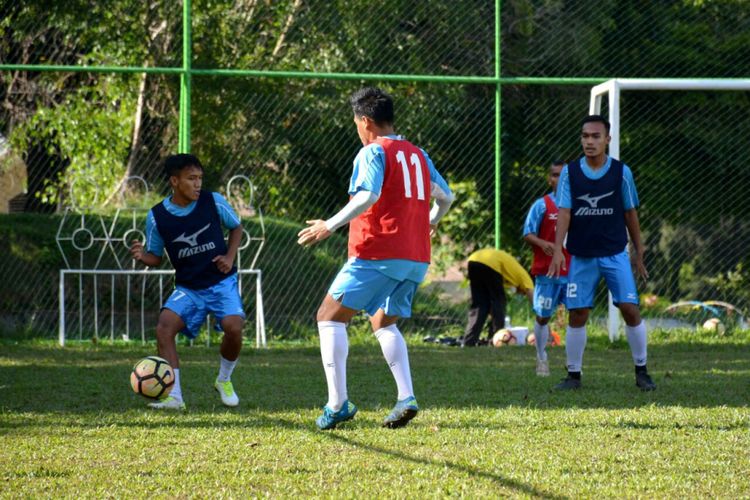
top-left (1, 331), bottom-right (748, 497)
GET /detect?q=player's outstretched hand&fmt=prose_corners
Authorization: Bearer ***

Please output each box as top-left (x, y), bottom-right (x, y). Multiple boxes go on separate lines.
top-left (297, 219), bottom-right (331, 247)
top-left (212, 254), bottom-right (234, 274)
top-left (130, 240), bottom-right (144, 262)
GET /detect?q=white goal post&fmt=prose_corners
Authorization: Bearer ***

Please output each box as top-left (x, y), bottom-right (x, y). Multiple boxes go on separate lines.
top-left (588, 78), bottom-right (750, 340)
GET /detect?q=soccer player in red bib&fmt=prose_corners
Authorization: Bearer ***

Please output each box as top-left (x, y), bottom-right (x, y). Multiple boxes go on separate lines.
top-left (523, 161), bottom-right (571, 377)
top-left (297, 87), bottom-right (454, 430)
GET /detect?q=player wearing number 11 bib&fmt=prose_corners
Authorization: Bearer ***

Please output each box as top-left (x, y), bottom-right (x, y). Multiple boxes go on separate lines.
top-left (297, 87), bottom-right (454, 430)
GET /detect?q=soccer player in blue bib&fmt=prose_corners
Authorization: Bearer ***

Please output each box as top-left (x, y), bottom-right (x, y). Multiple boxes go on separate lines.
top-left (130, 154), bottom-right (246, 409)
top-left (548, 116), bottom-right (656, 391)
top-left (523, 160), bottom-right (569, 377)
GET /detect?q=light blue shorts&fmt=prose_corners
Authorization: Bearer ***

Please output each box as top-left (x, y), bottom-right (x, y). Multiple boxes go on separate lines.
top-left (328, 260), bottom-right (419, 318)
top-left (533, 275), bottom-right (568, 318)
top-left (565, 250), bottom-right (639, 309)
top-left (163, 274), bottom-right (246, 339)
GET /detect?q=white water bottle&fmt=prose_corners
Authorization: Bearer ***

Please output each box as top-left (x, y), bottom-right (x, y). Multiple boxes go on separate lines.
top-left (505, 315), bottom-right (511, 328)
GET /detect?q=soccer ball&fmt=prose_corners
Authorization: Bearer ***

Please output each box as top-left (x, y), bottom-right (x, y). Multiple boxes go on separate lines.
top-left (702, 317), bottom-right (726, 334)
top-left (492, 329), bottom-right (516, 347)
top-left (130, 356), bottom-right (174, 399)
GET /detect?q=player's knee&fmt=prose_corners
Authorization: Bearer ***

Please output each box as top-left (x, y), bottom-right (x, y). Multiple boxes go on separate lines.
top-left (221, 318), bottom-right (244, 338)
top-left (619, 304), bottom-right (641, 326)
top-left (155, 322), bottom-right (178, 343)
top-left (315, 303), bottom-right (331, 322)
top-left (316, 295), bottom-right (341, 322)
top-left (569, 309), bottom-right (589, 327)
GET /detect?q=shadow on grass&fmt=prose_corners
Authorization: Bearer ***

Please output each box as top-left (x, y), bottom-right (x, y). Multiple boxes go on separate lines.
top-left (0, 340), bottom-right (748, 416)
top-left (322, 430), bottom-right (569, 499)
top-left (0, 406), bottom-right (567, 499)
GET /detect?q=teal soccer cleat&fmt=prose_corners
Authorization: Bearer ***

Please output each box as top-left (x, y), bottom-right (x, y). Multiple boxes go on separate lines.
top-left (382, 396), bottom-right (419, 429)
top-left (316, 400), bottom-right (358, 430)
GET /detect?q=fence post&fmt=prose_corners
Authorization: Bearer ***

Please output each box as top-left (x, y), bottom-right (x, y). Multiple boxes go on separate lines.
top-left (59, 270), bottom-right (66, 346)
top-left (179, 0), bottom-right (192, 153)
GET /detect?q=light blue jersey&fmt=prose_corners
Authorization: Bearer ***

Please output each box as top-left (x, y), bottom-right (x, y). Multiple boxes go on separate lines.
top-left (556, 156), bottom-right (639, 210)
top-left (146, 192), bottom-right (241, 256)
top-left (347, 134), bottom-right (452, 282)
top-left (523, 192), bottom-right (557, 237)
top-left (349, 134), bottom-right (452, 198)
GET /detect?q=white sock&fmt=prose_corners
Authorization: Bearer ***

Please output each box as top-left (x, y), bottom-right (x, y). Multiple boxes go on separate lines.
top-left (625, 321), bottom-right (648, 366)
top-left (565, 326), bottom-right (587, 373)
top-left (170, 368), bottom-right (183, 402)
top-left (217, 355), bottom-right (237, 382)
top-left (374, 324), bottom-right (414, 400)
top-left (318, 321), bottom-right (349, 411)
top-left (534, 320), bottom-right (550, 361)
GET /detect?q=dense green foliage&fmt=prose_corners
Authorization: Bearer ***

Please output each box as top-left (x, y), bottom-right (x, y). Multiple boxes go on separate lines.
top-left (2, 0), bottom-right (750, 328)
top-left (1, 334), bottom-right (748, 496)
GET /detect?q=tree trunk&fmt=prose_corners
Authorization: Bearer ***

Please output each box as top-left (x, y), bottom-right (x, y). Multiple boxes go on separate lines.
top-left (103, 67), bottom-right (147, 206)
top-left (272, 0), bottom-right (303, 59)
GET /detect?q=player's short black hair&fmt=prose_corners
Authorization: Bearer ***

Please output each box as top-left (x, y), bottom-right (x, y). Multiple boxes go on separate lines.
top-left (550, 160), bottom-right (565, 167)
top-left (581, 115), bottom-right (611, 133)
top-left (164, 154), bottom-right (203, 179)
top-left (349, 87), bottom-right (394, 125)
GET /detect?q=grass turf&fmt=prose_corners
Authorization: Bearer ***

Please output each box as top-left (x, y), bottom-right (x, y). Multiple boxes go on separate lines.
top-left (0, 332), bottom-right (748, 497)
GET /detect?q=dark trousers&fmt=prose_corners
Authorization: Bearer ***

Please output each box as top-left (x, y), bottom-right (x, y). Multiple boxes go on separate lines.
top-left (461, 261), bottom-right (507, 346)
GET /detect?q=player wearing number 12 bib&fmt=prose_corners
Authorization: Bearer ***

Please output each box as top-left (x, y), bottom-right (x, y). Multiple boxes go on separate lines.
top-left (297, 87), bottom-right (454, 430)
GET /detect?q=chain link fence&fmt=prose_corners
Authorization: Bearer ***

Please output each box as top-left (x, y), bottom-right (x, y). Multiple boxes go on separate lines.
top-left (2, 0), bottom-right (750, 340)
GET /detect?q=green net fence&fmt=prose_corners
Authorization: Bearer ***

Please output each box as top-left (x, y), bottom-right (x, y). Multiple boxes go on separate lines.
top-left (2, 0), bottom-right (750, 340)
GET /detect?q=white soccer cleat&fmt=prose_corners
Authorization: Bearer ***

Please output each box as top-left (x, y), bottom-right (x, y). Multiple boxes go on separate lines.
top-left (148, 396), bottom-right (186, 410)
top-left (214, 378), bottom-right (239, 407)
top-left (536, 359), bottom-right (550, 377)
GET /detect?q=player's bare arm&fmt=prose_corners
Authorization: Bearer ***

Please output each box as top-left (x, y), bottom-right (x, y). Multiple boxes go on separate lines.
top-left (624, 208), bottom-right (648, 280)
top-left (524, 233), bottom-right (555, 255)
top-left (212, 225), bottom-right (242, 273)
top-left (130, 240), bottom-right (162, 267)
top-left (547, 207), bottom-right (570, 278)
top-left (298, 190), bottom-right (380, 247)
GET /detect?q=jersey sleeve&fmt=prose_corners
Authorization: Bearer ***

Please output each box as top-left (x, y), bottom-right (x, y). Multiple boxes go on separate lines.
top-left (523, 198), bottom-right (546, 236)
top-left (212, 192), bottom-right (242, 229)
top-left (145, 209), bottom-right (165, 257)
top-left (349, 143), bottom-right (385, 196)
top-left (556, 165), bottom-right (572, 209)
top-left (622, 165), bottom-right (639, 210)
top-left (421, 148), bottom-right (453, 201)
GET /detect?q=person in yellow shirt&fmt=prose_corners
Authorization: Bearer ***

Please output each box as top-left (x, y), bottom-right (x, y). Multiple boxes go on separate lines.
top-left (459, 248), bottom-right (534, 347)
